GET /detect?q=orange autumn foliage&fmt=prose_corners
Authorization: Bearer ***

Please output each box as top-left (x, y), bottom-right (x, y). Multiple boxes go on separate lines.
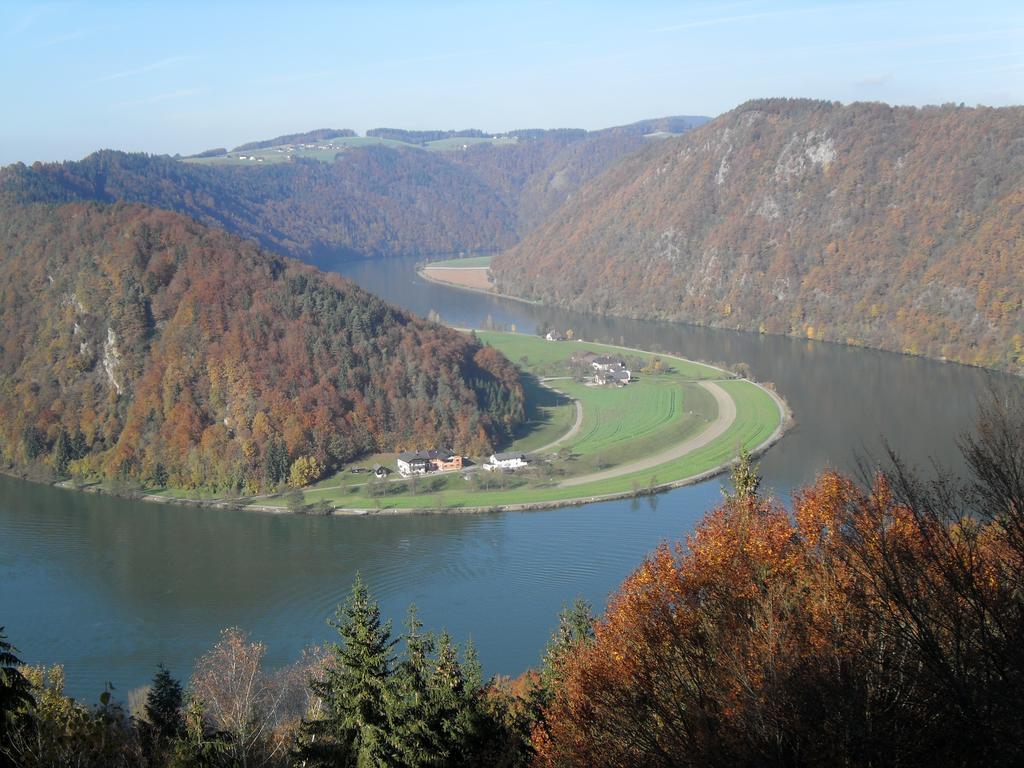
top-left (537, 440), bottom-right (1024, 768)
top-left (0, 202), bottom-right (525, 490)
top-left (495, 99), bottom-right (1024, 373)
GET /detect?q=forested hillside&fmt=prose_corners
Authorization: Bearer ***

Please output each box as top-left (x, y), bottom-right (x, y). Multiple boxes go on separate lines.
top-left (492, 99), bottom-right (1024, 372)
top-left (0, 202), bottom-right (524, 491)
top-left (452, 116), bottom-right (709, 232)
top-left (0, 117), bottom-right (707, 262)
top-left (0, 148), bottom-right (518, 260)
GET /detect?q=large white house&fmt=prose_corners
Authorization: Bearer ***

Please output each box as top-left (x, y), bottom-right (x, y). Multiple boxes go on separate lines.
top-left (396, 449), bottom-right (464, 476)
top-left (487, 451), bottom-right (530, 470)
top-left (397, 451), bottom-right (431, 476)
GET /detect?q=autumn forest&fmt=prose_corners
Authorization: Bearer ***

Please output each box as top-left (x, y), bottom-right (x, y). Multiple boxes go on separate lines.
top-left (2, 87), bottom-right (1024, 768)
top-left (0, 202), bottom-right (524, 491)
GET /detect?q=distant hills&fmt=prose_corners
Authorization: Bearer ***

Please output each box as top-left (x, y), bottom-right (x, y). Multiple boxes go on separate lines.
top-left (492, 99), bottom-right (1024, 373)
top-left (4, 104), bottom-right (1019, 373)
top-left (0, 202), bottom-right (525, 490)
top-left (0, 148), bottom-right (517, 261)
top-left (0, 117), bottom-right (708, 262)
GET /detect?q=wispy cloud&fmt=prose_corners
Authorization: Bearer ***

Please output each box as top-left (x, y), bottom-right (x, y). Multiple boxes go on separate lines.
top-left (95, 55), bottom-right (197, 83)
top-left (115, 89), bottom-right (202, 108)
top-left (38, 27), bottom-right (95, 48)
top-left (655, 10), bottom-right (803, 32)
top-left (652, 2), bottom-right (872, 33)
top-left (9, 7), bottom-right (45, 37)
top-left (912, 50), bottom-right (1024, 68)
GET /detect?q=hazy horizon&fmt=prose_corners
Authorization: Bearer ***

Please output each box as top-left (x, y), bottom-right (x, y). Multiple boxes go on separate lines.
top-left (2, 0), bottom-right (1022, 166)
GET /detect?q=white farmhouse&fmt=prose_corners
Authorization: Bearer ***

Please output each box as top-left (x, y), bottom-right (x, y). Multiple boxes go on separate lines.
top-left (488, 451), bottom-right (530, 470)
top-left (397, 451), bottom-right (431, 476)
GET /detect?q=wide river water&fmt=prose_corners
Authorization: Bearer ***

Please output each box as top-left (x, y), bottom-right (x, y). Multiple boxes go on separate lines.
top-left (0, 254), bottom-right (1011, 699)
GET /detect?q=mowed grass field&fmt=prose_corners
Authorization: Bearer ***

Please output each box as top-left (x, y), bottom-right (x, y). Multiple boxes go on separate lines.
top-left (184, 136), bottom-right (518, 166)
top-left (551, 379), bottom-right (716, 472)
top-left (474, 331), bottom-right (722, 380)
top-left (256, 332), bottom-right (786, 511)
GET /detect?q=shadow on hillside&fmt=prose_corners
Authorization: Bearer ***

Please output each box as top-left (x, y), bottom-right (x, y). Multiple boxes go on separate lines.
top-left (500, 372), bottom-right (573, 450)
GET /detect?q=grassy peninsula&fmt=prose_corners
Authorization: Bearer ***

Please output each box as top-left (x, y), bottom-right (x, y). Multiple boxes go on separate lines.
top-left (257, 331), bottom-right (787, 512)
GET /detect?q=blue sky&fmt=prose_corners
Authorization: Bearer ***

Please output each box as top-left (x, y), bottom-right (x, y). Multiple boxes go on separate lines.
top-left (2, 0), bottom-right (1022, 164)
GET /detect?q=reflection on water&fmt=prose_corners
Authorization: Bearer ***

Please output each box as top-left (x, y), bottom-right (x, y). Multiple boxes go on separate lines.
top-left (338, 256), bottom-right (1005, 487)
top-left (0, 254), bottom-right (1011, 699)
top-left (0, 475), bottom-right (720, 698)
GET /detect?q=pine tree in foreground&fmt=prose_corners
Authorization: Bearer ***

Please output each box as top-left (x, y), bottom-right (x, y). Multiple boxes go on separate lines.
top-left (387, 607), bottom-right (439, 766)
top-left (295, 574), bottom-right (398, 767)
top-left (0, 627), bottom-right (35, 764)
top-left (145, 664), bottom-right (185, 741)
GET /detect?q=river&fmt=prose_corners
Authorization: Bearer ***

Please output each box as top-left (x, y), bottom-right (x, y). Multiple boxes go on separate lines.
top-left (0, 255), bottom-right (1008, 700)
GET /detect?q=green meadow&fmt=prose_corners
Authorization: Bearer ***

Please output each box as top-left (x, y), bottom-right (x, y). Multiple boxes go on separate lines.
top-left (184, 136), bottom-right (517, 166)
top-left (260, 331), bottom-right (786, 511)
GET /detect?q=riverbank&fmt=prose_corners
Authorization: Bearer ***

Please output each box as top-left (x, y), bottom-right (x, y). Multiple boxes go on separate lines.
top-left (23, 331), bottom-right (790, 517)
top-left (418, 255), bottom-right (544, 305)
top-left (46, 388), bottom-right (786, 517)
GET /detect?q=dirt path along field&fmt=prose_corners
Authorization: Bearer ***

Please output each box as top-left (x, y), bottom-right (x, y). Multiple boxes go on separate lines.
top-left (558, 380), bottom-right (737, 488)
top-left (531, 380), bottom-right (585, 455)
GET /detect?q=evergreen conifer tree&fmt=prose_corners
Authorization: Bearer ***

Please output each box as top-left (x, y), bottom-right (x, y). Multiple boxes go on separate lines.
top-left (427, 632), bottom-right (473, 767)
top-left (462, 638), bottom-right (482, 694)
top-left (52, 429), bottom-right (72, 476)
top-left (0, 627), bottom-right (35, 756)
top-left (168, 696), bottom-right (235, 768)
top-left (295, 574), bottom-right (398, 767)
top-left (528, 599), bottom-right (595, 730)
top-left (388, 606), bottom-right (439, 767)
top-left (145, 664), bottom-right (185, 741)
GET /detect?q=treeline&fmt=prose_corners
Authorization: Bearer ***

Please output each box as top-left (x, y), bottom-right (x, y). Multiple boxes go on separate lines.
top-left (0, 201), bottom-right (524, 492)
top-left (231, 129), bottom-right (356, 153)
top-left (366, 128), bottom-right (489, 144)
top-left (185, 148), bottom-right (227, 159)
top-left (493, 99), bottom-right (1024, 373)
top-left (0, 578), bottom-right (535, 768)
top-left (4, 397), bottom-right (1023, 766)
top-left (536, 397), bottom-right (1024, 767)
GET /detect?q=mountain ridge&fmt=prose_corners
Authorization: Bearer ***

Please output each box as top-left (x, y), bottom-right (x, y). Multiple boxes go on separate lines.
top-left (0, 200), bottom-right (525, 491)
top-left (492, 98), bottom-right (1024, 373)
top-left (0, 116), bottom-right (709, 262)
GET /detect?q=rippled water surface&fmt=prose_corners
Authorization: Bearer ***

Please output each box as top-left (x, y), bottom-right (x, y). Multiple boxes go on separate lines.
top-left (0, 255), bottom-right (1009, 698)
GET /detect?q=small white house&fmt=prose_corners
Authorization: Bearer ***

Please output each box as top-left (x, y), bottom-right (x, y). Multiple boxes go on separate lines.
top-left (488, 451), bottom-right (530, 470)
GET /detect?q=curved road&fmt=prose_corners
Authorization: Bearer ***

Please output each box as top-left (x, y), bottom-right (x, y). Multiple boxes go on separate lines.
top-left (559, 380), bottom-right (737, 488)
top-left (530, 379), bottom-right (585, 455)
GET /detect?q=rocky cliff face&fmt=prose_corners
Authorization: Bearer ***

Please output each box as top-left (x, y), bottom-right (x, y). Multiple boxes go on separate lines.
top-left (0, 201), bottom-right (525, 489)
top-left (493, 99), bottom-right (1024, 372)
